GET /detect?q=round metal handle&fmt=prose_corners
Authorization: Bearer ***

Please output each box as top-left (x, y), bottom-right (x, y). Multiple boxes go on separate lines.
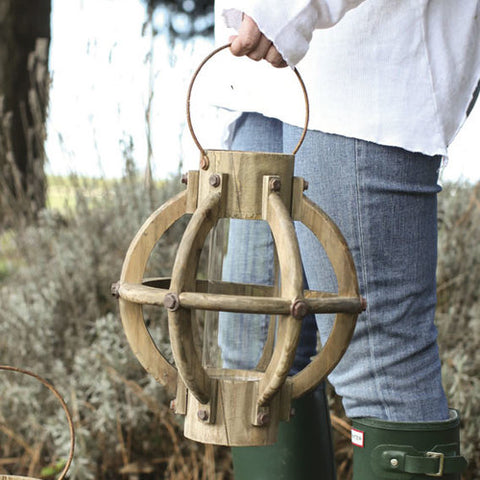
top-left (0, 365), bottom-right (75, 480)
top-left (186, 44), bottom-right (310, 157)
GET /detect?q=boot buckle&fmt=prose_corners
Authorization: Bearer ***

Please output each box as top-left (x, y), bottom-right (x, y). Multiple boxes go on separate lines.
top-left (426, 451), bottom-right (444, 477)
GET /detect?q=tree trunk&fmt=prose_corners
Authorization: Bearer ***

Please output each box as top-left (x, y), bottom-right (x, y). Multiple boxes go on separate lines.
top-left (0, 0), bottom-right (51, 226)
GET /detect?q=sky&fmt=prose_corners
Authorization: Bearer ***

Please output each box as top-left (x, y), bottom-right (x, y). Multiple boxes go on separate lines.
top-left (46, 0), bottom-right (213, 180)
top-left (46, 0), bottom-right (480, 184)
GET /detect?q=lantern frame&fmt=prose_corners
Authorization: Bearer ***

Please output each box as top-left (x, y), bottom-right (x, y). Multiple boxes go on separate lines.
top-left (114, 46), bottom-right (364, 446)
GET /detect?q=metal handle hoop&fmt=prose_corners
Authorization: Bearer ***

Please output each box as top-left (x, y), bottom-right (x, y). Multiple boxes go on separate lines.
top-left (0, 365), bottom-right (75, 480)
top-left (186, 44), bottom-right (310, 156)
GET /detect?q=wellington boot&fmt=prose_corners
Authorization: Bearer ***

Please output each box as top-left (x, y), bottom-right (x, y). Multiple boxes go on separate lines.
top-left (351, 410), bottom-right (468, 479)
top-left (231, 383), bottom-right (336, 480)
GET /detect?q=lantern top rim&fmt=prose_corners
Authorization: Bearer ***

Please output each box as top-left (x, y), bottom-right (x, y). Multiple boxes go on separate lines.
top-left (203, 148), bottom-right (295, 159)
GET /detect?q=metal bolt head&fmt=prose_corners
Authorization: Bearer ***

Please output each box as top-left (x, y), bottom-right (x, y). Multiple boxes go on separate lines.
top-left (209, 174), bottom-right (221, 188)
top-left (111, 282), bottom-right (120, 298)
top-left (197, 409), bottom-right (209, 421)
top-left (303, 179), bottom-right (309, 191)
top-left (361, 297), bottom-right (368, 311)
top-left (291, 299), bottom-right (309, 319)
top-left (164, 293), bottom-right (179, 311)
top-left (390, 458), bottom-right (399, 468)
top-left (269, 177), bottom-right (281, 192)
top-left (256, 412), bottom-right (270, 426)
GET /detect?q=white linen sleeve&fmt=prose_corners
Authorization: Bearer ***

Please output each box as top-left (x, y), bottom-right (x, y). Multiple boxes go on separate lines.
top-left (222, 0), bottom-right (367, 65)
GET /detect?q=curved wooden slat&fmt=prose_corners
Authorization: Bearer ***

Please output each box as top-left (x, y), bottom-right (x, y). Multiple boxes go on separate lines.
top-left (257, 192), bottom-right (304, 406)
top-left (168, 190), bottom-right (223, 405)
top-left (291, 194), bottom-right (359, 399)
top-left (119, 191), bottom-right (187, 398)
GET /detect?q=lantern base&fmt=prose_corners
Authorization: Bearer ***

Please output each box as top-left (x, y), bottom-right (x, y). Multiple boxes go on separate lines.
top-left (180, 369), bottom-right (292, 446)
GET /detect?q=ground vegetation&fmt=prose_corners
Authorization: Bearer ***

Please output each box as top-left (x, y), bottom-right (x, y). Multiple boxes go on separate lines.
top-left (0, 174), bottom-right (478, 479)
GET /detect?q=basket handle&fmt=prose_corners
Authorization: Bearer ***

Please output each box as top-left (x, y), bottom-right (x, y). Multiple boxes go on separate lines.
top-left (0, 365), bottom-right (75, 480)
top-left (186, 43), bottom-right (310, 158)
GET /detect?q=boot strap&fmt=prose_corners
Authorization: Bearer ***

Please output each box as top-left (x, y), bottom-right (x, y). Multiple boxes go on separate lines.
top-left (373, 443), bottom-right (468, 477)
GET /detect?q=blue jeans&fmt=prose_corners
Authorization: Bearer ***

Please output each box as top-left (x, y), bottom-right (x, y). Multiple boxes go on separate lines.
top-left (219, 112), bottom-right (449, 422)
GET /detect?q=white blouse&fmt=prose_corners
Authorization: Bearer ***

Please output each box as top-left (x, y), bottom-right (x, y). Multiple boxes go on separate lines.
top-left (207, 0), bottom-right (480, 156)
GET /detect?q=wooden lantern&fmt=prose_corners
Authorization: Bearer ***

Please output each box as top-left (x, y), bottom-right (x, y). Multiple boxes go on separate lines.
top-left (114, 46), bottom-right (364, 446)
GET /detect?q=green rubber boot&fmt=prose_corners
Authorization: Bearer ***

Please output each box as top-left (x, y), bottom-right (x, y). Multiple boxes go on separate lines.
top-left (231, 383), bottom-right (336, 480)
top-left (351, 410), bottom-right (468, 479)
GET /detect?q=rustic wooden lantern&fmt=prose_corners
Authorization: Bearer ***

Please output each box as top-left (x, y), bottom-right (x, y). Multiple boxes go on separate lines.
top-left (0, 365), bottom-right (75, 480)
top-left (114, 46), bottom-right (364, 446)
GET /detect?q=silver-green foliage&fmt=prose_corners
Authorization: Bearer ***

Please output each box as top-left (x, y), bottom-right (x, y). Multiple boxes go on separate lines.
top-left (0, 174), bottom-right (184, 479)
top-left (437, 182), bottom-right (480, 479)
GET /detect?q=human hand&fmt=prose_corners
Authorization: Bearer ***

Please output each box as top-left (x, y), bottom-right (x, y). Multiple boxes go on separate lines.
top-left (229, 14), bottom-right (287, 68)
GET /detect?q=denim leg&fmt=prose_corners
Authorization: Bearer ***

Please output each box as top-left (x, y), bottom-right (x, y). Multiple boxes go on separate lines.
top-left (220, 112), bottom-right (448, 422)
top-left (283, 125), bottom-right (449, 422)
top-left (219, 113), bottom-right (281, 369)
top-left (219, 113), bottom-right (318, 372)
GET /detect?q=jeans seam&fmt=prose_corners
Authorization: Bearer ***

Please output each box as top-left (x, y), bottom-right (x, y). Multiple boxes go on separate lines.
top-left (353, 138), bottom-right (391, 419)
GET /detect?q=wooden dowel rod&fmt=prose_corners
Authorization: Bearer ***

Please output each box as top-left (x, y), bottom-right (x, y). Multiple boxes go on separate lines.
top-left (119, 282), bottom-right (364, 315)
top-left (307, 296), bottom-right (364, 314)
top-left (179, 291), bottom-right (287, 314)
top-left (180, 292), bottom-right (364, 315)
top-left (119, 282), bottom-right (168, 306)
